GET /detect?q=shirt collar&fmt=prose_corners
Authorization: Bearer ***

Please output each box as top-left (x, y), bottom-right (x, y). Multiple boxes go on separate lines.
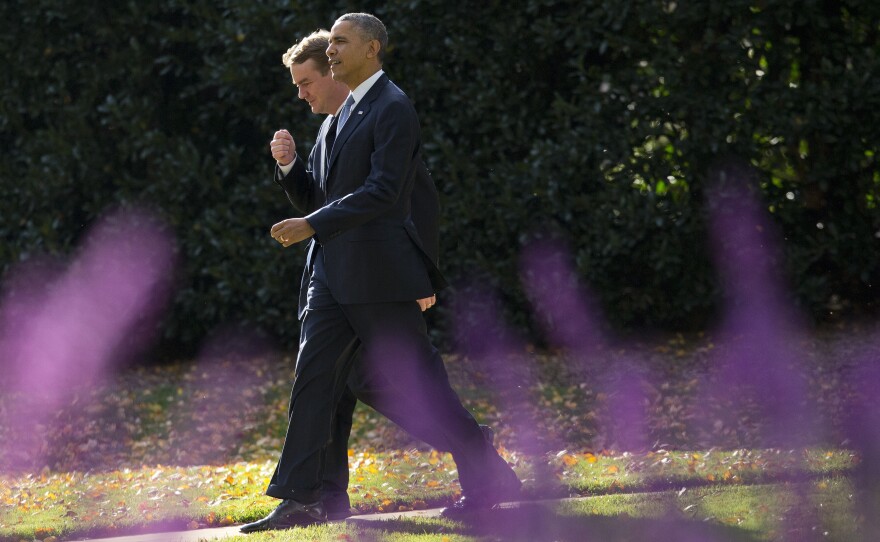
top-left (348, 69), bottom-right (384, 108)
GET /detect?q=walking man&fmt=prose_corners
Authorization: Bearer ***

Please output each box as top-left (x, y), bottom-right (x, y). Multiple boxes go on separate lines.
top-left (240, 13), bottom-right (519, 533)
top-left (267, 29), bottom-right (500, 521)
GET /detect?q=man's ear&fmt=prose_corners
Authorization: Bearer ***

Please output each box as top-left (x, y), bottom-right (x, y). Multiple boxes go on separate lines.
top-left (366, 39), bottom-right (381, 59)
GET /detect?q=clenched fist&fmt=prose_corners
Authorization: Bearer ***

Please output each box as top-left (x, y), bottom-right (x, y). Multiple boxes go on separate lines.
top-left (271, 129), bottom-right (296, 166)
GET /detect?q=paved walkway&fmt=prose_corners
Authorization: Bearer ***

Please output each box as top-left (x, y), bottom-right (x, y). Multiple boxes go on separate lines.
top-left (67, 500), bottom-right (550, 542)
top-left (67, 507), bottom-right (452, 542)
top-left (69, 525), bottom-right (243, 542)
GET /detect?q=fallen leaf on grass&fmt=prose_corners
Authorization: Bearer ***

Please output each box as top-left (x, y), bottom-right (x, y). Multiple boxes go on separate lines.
top-left (561, 454), bottom-right (578, 467)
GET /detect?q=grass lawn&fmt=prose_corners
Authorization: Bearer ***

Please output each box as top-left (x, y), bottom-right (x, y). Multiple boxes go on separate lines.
top-left (211, 476), bottom-right (860, 541)
top-left (0, 457), bottom-right (863, 541)
top-left (1, 325), bottom-right (876, 541)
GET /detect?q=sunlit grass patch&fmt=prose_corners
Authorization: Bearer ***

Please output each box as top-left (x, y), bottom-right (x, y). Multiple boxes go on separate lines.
top-left (556, 476), bottom-right (859, 541)
top-left (0, 462), bottom-right (277, 541)
top-left (553, 448), bottom-right (858, 494)
top-left (345, 450), bottom-right (461, 513)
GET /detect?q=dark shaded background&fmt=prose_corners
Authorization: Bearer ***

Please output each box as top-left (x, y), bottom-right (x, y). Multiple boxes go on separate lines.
top-left (1, 0), bottom-right (878, 357)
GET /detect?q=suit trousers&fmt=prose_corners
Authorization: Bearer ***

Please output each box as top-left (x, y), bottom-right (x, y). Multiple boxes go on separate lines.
top-left (320, 347), bottom-right (467, 504)
top-left (267, 248), bottom-right (512, 503)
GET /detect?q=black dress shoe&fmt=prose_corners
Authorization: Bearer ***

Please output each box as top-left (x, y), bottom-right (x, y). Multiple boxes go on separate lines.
top-left (441, 493), bottom-right (494, 517)
top-left (321, 491), bottom-right (354, 520)
top-left (239, 499), bottom-right (327, 533)
top-left (441, 474), bottom-right (522, 518)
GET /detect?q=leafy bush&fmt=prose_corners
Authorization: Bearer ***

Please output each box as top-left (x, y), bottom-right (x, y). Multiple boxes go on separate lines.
top-left (2, 0), bottom-right (878, 355)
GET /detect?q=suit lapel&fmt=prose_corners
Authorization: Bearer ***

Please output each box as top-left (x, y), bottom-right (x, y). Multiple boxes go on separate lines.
top-left (315, 114), bottom-right (334, 188)
top-left (327, 75), bottom-right (389, 172)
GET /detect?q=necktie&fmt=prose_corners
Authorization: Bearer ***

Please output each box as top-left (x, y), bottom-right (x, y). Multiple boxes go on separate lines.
top-left (324, 96), bottom-right (354, 179)
top-left (321, 115), bottom-right (338, 178)
top-left (337, 94), bottom-right (355, 133)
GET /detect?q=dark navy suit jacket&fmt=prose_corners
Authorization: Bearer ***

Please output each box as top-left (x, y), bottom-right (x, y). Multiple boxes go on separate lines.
top-left (275, 74), bottom-right (446, 317)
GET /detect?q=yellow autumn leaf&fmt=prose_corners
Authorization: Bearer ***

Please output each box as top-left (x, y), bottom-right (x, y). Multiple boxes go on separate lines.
top-left (585, 453), bottom-right (598, 463)
top-left (562, 454), bottom-right (578, 467)
top-left (606, 465), bottom-right (619, 474)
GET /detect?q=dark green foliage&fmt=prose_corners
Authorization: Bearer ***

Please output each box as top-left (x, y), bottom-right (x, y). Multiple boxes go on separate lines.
top-left (1, 0), bottom-right (878, 354)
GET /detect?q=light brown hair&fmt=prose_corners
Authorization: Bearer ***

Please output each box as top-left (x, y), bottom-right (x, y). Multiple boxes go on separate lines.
top-left (282, 30), bottom-right (331, 74)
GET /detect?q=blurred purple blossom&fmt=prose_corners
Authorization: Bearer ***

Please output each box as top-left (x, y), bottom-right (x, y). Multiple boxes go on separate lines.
top-left (0, 207), bottom-right (175, 471)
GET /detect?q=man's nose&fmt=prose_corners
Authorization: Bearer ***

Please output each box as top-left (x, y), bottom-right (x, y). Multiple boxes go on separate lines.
top-left (298, 87), bottom-right (306, 100)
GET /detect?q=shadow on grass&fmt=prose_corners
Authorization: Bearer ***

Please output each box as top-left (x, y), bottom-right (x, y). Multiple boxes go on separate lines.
top-left (349, 503), bottom-right (758, 542)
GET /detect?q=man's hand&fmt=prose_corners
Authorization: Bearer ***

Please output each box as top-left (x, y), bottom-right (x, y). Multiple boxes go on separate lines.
top-left (271, 129), bottom-right (296, 166)
top-left (271, 218), bottom-right (315, 248)
top-left (417, 295), bottom-right (436, 312)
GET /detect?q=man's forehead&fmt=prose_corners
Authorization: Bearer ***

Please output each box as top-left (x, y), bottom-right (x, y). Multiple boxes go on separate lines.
top-left (330, 20), bottom-right (356, 38)
top-left (291, 60), bottom-right (323, 85)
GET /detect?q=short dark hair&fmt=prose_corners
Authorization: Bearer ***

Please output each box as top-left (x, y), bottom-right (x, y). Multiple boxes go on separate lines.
top-left (336, 13), bottom-right (388, 63)
top-left (282, 30), bottom-right (331, 74)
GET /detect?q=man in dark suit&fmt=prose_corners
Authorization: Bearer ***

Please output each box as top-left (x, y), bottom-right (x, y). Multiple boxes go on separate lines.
top-left (240, 14), bottom-right (520, 533)
top-left (269, 29), bottom-right (494, 522)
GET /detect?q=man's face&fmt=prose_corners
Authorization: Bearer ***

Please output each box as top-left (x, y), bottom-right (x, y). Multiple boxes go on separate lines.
top-left (327, 20), bottom-right (375, 87)
top-left (290, 59), bottom-right (338, 115)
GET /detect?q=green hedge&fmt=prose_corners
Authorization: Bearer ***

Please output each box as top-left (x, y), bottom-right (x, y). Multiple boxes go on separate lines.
top-left (2, 0), bottom-right (878, 354)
